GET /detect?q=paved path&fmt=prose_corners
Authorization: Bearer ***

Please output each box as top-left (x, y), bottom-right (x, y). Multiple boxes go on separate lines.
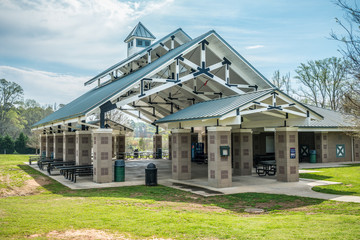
top-left (27, 160), bottom-right (360, 203)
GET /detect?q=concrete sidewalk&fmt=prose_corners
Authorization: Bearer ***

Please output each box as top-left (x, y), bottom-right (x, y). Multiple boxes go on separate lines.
top-left (27, 160), bottom-right (360, 203)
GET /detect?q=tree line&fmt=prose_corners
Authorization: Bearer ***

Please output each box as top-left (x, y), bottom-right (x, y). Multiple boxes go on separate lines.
top-left (0, 79), bottom-right (55, 154)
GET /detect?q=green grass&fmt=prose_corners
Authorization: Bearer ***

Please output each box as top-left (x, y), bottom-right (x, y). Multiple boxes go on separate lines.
top-left (0, 155), bottom-right (360, 239)
top-left (300, 164), bottom-right (360, 196)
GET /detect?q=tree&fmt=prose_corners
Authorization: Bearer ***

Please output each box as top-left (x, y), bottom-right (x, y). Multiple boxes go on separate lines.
top-left (2, 135), bottom-right (14, 154)
top-left (15, 132), bottom-right (28, 154)
top-left (272, 70), bottom-right (292, 95)
top-left (331, 0), bottom-right (360, 135)
top-left (294, 57), bottom-right (350, 111)
top-left (0, 79), bottom-right (24, 136)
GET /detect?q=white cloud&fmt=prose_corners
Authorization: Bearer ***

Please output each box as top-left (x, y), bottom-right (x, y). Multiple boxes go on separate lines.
top-left (0, 66), bottom-right (92, 105)
top-left (0, 0), bottom-right (174, 71)
top-left (245, 45), bottom-right (265, 50)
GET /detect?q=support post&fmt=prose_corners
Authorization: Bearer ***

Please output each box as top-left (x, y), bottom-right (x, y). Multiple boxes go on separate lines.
top-left (63, 132), bottom-right (76, 162)
top-left (76, 131), bottom-right (92, 165)
top-left (207, 127), bottom-right (232, 188)
top-left (315, 132), bottom-right (328, 163)
top-left (92, 129), bottom-right (113, 183)
top-left (232, 129), bottom-right (253, 176)
top-left (275, 127), bottom-right (299, 182)
top-left (116, 135), bottom-right (126, 159)
top-left (168, 134), bottom-right (172, 160)
top-left (354, 137), bottom-right (360, 162)
top-left (53, 133), bottom-right (63, 160)
top-left (171, 129), bottom-right (191, 180)
top-left (153, 134), bottom-right (162, 159)
top-left (45, 133), bottom-right (54, 158)
top-left (40, 134), bottom-right (46, 157)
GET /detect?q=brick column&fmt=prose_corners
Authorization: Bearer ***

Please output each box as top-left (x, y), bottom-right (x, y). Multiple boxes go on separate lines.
top-left (116, 135), bottom-right (126, 159)
top-left (40, 134), bottom-right (46, 157)
top-left (53, 133), bottom-right (63, 160)
top-left (76, 131), bottom-right (92, 165)
top-left (63, 132), bottom-right (76, 162)
top-left (201, 133), bottom-right (208, 154)
top-left (354, 138), bottom-right (360, 162)
top-left (275, 127), bottom-right (299, 182)
top-left (46, 134), bottom-right (54, 158)
top-left (168, 135), bottom-right (172, 160)
top-left (232, 129), bottom-right (253, 176)
top-left (207, 127), bottom-right (232, 188)
top-left (171, 129), bottom-right (191, 180)
top-left (92, 129), bottom-right (113, 183)
top-left (153, 134), bottom-right (162, 159)
top-left (315, 132), bottom-right (328, 163)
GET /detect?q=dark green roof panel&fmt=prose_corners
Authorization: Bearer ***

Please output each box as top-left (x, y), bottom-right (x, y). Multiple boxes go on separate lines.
top-left (156, 90), bottom-right (273, 123)
top-left (33, 31), bottom-right (214, 127)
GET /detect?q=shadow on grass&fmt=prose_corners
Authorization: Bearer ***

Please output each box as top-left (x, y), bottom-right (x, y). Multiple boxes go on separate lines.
top-left (18, 164), bottom-right (326, 213)
top-left (299, 173), bottom-right (334, 181)
top-left (311, 186), bottom-right (357, 196)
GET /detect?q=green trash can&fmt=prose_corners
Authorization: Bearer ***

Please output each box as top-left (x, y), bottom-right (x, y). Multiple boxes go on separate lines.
top-left (309, 150), bottom-right (316, 163)
top-left (114, 160), bottom-right (125, 182)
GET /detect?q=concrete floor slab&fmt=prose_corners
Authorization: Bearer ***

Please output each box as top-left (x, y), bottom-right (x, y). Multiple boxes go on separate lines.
top-left (26, 159), bottom-right (360, 203)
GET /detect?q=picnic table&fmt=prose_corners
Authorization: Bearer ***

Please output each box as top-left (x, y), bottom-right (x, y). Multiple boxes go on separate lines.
top-left (56, 165), bottom-right (93, 183)
top-left (46, 161), bottom-right (75, 175)
top-left (29, 156), bottom-right (41, 165)
top-left (37, 158), bottom-right (62, 170)
top-left (255, 160), bottom-right (276, 176)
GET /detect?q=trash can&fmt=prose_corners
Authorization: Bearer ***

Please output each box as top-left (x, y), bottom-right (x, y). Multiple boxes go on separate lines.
top-left (114, 160), bottom-right (125, 182)
top-left (156, 148), bottom-right (162, 159)
top-left (145, 163), bottom-right (157, 186)
top-left (309, 150), bottom-right (316, 163)
top-left (134, 149), bottom-right (139, 158)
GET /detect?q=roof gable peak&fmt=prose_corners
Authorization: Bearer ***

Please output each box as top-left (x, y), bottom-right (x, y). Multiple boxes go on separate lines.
top-left (124, 22), bottom-right (156, 42)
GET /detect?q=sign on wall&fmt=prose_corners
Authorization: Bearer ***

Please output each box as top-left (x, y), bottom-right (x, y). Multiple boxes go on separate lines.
top-left (290, 148), bottom-right (296, 159)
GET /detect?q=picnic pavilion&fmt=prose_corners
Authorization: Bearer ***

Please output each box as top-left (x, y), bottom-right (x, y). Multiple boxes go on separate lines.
top-left (32, 22), bottom-right (359, 187)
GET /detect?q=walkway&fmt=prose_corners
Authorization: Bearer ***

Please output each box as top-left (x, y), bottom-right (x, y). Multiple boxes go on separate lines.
top-left (27, 160), bottom-right (360, 203)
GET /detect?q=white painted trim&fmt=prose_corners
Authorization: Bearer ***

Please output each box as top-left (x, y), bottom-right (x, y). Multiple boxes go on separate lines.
top-left (211, 75), bottom-right (244, 94)
top-left (231, 128), bottom-right (252, 133)
top-left (172, 128), bottom-right (191, 133)
top-left (208, 62), bottom-right (223, 71)
top-left (275, 127), bottom-right (298, 132)
top-left (181, 58), bottom-right (200, 70)
top-left (92, 128), bottom-right (113, 134)
top-left (281, 108), bottom-right (307, 118)
top-left (207, 126), bottom-right (232, 132)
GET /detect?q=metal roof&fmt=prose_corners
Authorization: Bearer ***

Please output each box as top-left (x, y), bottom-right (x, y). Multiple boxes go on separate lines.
top-left (297, 105), bottom-right (354, 128)
top-left (85, 28), bottom-right (191, 86)
top-left (124, 22), bottom-right (156, 42)
top-left (33, 30), bottom-right (214, 128)
top-left (155, 89), bottom-right (273, 123)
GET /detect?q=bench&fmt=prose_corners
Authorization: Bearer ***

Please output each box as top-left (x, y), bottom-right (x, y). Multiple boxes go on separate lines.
top-left (47, 161), bottom-right (75, 175)
top-left (256, 160), bottom-right (276, 176)
top-left (56, 165), bottom-right (93, 183)
top-left (38, 158), bottom-right (63, 170)
top-left (29, 156), bottom-right (40, 165)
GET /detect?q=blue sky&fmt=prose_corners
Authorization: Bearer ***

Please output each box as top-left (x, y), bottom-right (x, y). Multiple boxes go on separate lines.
top-left (0, 0), bottom-right (347, 105)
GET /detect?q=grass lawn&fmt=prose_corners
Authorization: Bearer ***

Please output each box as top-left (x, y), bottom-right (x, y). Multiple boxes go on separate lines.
top-left (300, 164), bottom-right (360, 196)
top-left (0, 155), bottom-right (359, 239)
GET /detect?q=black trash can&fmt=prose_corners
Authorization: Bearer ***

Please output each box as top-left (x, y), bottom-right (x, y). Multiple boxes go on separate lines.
top-left (114, 160), bottom-right (125, 182)
top-left (145, 163), bottom-right (157, 186)
top-left (134, 149), bottom-right (139, 158)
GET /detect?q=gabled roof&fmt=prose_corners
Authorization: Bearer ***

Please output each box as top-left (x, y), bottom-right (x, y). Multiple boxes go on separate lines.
top-left (155, 89), bottom-right (273, 123)
top-left (297, 105), bottom-right (354, 128)
top-left (33, 30), bottom-right (214, 128)
top-left (124, 22), bottom-right (156, 42)
top-left (85, 28), bottom-right (192, 86)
